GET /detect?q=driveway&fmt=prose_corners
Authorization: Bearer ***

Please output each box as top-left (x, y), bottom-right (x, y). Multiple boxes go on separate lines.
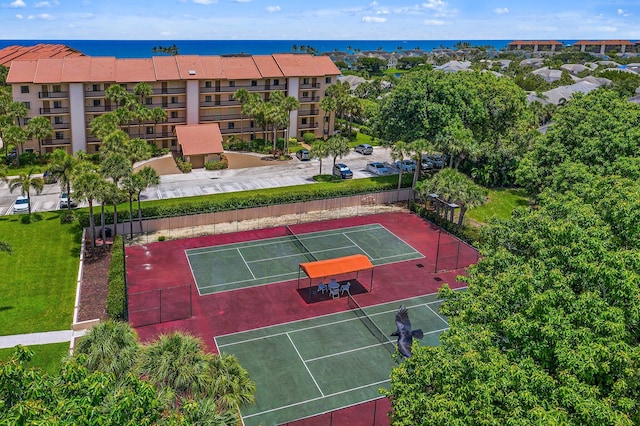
top-left (0, 147), bottom-right (394, 214)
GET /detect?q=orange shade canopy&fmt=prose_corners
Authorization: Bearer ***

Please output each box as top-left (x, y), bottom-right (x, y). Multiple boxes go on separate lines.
top-left (299, 254), bottom-right (372, 279)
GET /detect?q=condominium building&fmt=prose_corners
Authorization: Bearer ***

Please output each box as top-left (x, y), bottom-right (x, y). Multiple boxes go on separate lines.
top-left (6, 54), bottom-right (340, 155)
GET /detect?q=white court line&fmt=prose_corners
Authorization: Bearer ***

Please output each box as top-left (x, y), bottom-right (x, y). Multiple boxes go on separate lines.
top-left (243, 379), bottom-right (390, 419)
top-left (343, 233), bottom-right (374, 260)
top-left (286, 333), bottom-right (324, 397)
top-left (425, 302), bottom-right (449, 326)
top-left (237, 248), bottom-right (256, 280)
top-left (197, 270), bottom-right (294, 291)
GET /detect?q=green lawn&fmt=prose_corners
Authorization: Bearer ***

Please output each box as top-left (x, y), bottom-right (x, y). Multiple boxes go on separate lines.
top-left (466, 188), bottom-right (530, 224)
top-left (0, 212), bottom-right (81, 335)
top-left (0, 342), bottom-right (69, 374)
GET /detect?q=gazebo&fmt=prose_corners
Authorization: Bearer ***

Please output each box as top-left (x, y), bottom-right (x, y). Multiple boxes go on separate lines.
top-left (296, 254), bottom-right (374, 298)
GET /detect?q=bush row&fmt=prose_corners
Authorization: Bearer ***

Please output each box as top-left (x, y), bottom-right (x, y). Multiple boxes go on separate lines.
top-left (409, 203), bottom-right (479, 247)
top-left (77, 179), bottom-right (400, 228)
top-left (106, 235), bottom-right (127, 320)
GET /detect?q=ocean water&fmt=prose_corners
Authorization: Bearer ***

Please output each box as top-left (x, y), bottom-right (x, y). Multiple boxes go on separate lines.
top-left (0, 39), bottom-right (578, 58)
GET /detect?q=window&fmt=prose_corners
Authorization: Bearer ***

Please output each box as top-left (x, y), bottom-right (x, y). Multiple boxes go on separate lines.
top-left (55, 132), bottom-right (64, 139)
top-left (274, 79), bottom-right (279, 86)
top-left (146, 127), bottom-right (154, 135)
top-left (53, 101), bottom-right (62, 109)
top-left (23, 118), bottom-right (30, 126)
top-left (171, 140), bottom-right (177, 147)
top-left (120, 84), bottom-right (127, 90)
top-left (54, 116), bottom-right (63, 124)
top-left (205, 81), bottom-right (212, 88)
top-left (170, 111), bottom-right (178, 118)
top-left (302, 92), bottom-right (308, 98)
top-left (228, 95), bottom-right (234, 101)
top-left (250, 120), bottom-right (254, 127)
top-left (171, 96), bottom-right (178, 104)
top-left (205, 95), bottom-right (212, 102)
top-left (229, 81), bottom-right (235, 87)
top-left (22, 102), bottom-right (30, 109)
top-left (20, 86), bottom-right (29, 94)
top-left (301, 118), bottom-right (307, 125)
top-left (53, 85), bottom-right (61, 92)
top-left (228, 122), bottom-right (234, 129)
top-left (93, 99), bottom-right (101, 107)
top-left (92, 84), bottom-right (100, 91)
top-left (145, 98), bottom-right (152, 105)
top-left (303, 78), bottom-right (309, 85)
top-left (325, 77), bottom-right (331, 84)
top-left (325, 116), bottom-right (330, 122)
top-left (25, 148), bottom-right (34, 153)
top-left (251, 80), bottom-right (257, 87)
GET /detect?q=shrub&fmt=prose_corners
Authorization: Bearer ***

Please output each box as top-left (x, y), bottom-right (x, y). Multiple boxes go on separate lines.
top-left (303, 132), bottom-right (316, 145)
top-left (18, 151), bottom-right (38, 166)
top-left (106, 235), bottom-right (127, 320)
top-left (157, 235), bottom-right (166, 241)
top-left (176, 159), bottom-right (192, 173)
top-left (60, 211), bottom-right (75, 224)
top-left (204, 155), bottom-right (228, 170)
top-left (20, 214), bottom-right (31, 224)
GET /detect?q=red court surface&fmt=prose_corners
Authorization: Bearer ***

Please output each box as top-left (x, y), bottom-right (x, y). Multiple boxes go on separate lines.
top-left (126, 211), bottom-right (478, 424)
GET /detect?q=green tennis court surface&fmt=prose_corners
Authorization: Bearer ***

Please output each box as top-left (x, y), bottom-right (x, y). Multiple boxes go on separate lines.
top-left (215, 292), bottom-right (449, 426)
top-left (186, 224), bottom-right (423, 295)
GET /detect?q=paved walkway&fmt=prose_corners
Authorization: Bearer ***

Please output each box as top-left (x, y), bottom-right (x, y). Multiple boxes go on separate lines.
top-left (0, 329), bottom-right (87, 349)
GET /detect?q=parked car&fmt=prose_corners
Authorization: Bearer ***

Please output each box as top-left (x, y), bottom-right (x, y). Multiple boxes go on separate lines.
top-left (13, 196), bottom-right (29, 214)
top-left (430, 154), bottom-right (447, 168)
top-left (295, 149), bottom-right (310, 161)
top-left (354, 144), bottom-right (373, 155)
top-left (59, 193), bottom-right (77, 209)
top-left (366, 162), bottom-right (389, 175)
top-left (396, 159), bottom-right (417, 172)
top-left (332, 163), bottom-right (353, 179)
top-left (43, 170), bottom-right (58, 184)
top-left (420, 156), bottom-right (434, 170)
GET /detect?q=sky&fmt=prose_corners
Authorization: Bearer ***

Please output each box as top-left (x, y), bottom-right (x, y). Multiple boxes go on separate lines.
top-left (0, 0), bottom-right (638, 40)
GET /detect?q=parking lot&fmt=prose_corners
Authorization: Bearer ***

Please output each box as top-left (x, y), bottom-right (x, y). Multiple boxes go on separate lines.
top-left (0, 146), bottom-right (396, 215)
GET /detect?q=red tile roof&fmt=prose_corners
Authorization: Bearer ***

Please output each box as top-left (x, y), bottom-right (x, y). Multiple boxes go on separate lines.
top-left (573, 40), bottom-right (635, 45)
top-left (175, 123), bottom-right (224, 156)
top-left (0, 43), bottom-right (84, 67)
top-left (6, 54), bottom-right (339, 84)
top-left (508, 40), bottom-right (563, 45)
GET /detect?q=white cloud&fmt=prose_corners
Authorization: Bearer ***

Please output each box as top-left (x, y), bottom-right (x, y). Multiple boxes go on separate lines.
top-left (423, 19), bottom-right (444, 25)
top-left (595, 26), bottom-right (617, 32)
top-left (362, 16), bottom-right (386, 23)
top-left (234, 0), bottom-right (252, 2)
top-left (494, 8), bottom-right (509, 15)
top-left (617, 8), bottom-right (630, 17)
top-left (27, 13), bottom-right (54, 20)
top-left (193, 0), bottom-right (217, 4)
top-left (35, 1), bottom-right (59, 7)
top-left (15, 13), bottom-right (23, 19)
top-left (10, 0), bottom-right (27, 8)
top-left (265, 5), bottom-right (280, 12)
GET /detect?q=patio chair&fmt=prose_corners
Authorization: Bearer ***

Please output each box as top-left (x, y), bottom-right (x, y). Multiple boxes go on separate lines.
top-left (317, 282), bottom-right (327, 295)
top-left (340, 282), bottom-right (351, 295)
top-left (329, 286), bottom-right (340, 299)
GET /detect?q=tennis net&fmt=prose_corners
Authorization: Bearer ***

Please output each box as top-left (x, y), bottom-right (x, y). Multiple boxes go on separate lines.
top-left (346, 294), bottom-right (395, 355)
top-left (285, 226), bottom-right (318, 262)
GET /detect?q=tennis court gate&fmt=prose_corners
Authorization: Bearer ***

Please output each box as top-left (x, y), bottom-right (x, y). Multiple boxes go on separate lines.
top-left (128, 284), bottom-right (193, 327)
top-left (278, 397), bottom-right (391, 425)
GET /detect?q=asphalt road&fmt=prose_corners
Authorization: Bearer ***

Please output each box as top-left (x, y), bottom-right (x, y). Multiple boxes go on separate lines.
top-left (0, 147), bottom-right (396, 215)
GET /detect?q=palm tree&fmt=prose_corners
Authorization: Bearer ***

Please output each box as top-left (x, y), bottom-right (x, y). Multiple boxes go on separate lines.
top-left (0, 164), bottom-right (7, 184)
top-left (210, 353), bottom-right (256, 412)
top-left (234, 88), bottom-right (250, 144)
top-left (103, 182), bottom-right (127, 238)
top-left (8, 168), bottom-right (44, 214)
top-left (408, 139), bottom-right (435, 187)
top-left (100, 152), bottom-right (132, 186)
top-left (7, 101), bottom-right (28, 128)
top-left (4, 125), bottom-right (28, 166)
top-left (390, 141), bottom-right (411, 196)
top-left (139, 332), bottom-right (215, 404)
top-left (89, 112), bottom-right (120, 140)
top-left (150, 107), bottom-right (167, 147)
top-left (320, 95), bottom-right (337, 137)
top-left (127, 138), bottom-right (153, 166)
top-left (47, 149), bottom-right (78, 211)
top-left (121, 172), bottom-right (142, 239)
top-left (326, 136), bottom-right (350, 167)
top-left (26, 116), bottom-right (53, 154)
top-left (135, 166), bottom-right (160, 232)
top-left (73, 170), bottom-right (106, 250)
top-left (100, 129), bottom-right (130, 157)
top-left (73, 320), bottom-right (140, 379)
top-left (310, 139), bottom-right (330, 175)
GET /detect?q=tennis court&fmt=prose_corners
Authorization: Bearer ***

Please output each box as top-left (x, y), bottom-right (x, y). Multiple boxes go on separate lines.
top-left (215, 292), bottom-right (449, 426)
top-left (186, 224), bottom-right (423, 295)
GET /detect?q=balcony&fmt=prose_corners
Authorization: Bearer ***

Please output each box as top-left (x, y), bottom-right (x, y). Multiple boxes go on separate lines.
top-left (299, 109), bottom-right (320, 116)
top-left (40, 107), bottom-right (69, 115)
top-left (140, 132), bottom-right (174, 140)
top-left (299, 123), bottom-right (319, 130)
top-left (52, 122), bottom-right (70, 130)
top-left (152, 87), bottom-right (185, 95)
top-left (38, 91), bottom-right (68, 99)
top-left (42, 138), bottom-right (71, 146)
top-left (166, 117), bottom-right (185, 124)
top-left (299, 96), bottom-right (320, 103)
top-left (85, 105), bottom-right (116, 113)
top-left (200, 113), bottom-right (243, 121)
top-left (162, 102), bottom-right (186, 109)
top-left (204, 83), bottom-right (288, 93)
top-left (200, 100), bottom-right (239, 107)
top-left (84, 90), bottom-right (105, 98)
top-left (300, 83), bottom-right (321, 89)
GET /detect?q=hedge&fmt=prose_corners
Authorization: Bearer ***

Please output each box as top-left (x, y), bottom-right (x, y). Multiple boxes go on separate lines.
top-left (106, 235), bottom-right (127, 320)
top-left (77, 178), bottom-right (404, 228)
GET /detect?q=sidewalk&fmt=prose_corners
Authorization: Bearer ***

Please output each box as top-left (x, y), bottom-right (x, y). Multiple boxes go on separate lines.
top-left (0, 329), bottom-right (87, 349)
